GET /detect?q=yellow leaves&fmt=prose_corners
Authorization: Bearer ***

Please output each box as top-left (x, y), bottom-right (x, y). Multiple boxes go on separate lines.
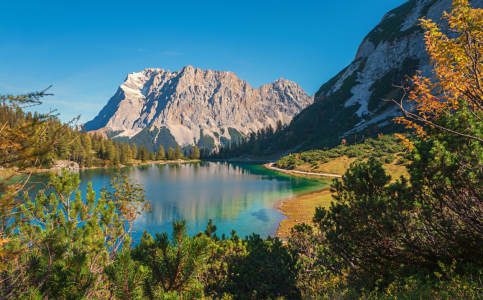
top-left (394, 0), bottom-right (483, 146)
top-left (102, 172), bottom-right (151, 227)
top-left (0, 236), bottom-right (24, 272)
top-left (395, 133), bottom-right (415, 151)
top-left (0, 238), bottom-right (11, 271)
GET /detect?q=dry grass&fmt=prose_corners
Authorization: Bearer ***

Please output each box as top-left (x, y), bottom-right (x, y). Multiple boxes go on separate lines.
top-left (295, 156), bottom-right (409, 179)
top-left (0, 167), bottom-right (53, 179)
top-left (276, 189), bottom-right (333, 240)
top-left (383, 163), bottom-right (410, 179)
top-left (274, 156), bottom-right (410, 239)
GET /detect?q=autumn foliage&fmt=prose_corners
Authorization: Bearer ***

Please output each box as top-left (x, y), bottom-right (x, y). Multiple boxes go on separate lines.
top-left (395, 0), bottom-right (483, 146)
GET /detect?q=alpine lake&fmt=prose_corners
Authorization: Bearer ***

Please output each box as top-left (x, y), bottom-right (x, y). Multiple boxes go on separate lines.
top-left (27, 162), bottom-right (329, 240)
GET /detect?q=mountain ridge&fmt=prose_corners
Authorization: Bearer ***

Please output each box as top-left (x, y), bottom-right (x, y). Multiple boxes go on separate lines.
top-left (260, 0), bottom-right (483, 153)
top-left (84, 66), bottom-right (314, 151)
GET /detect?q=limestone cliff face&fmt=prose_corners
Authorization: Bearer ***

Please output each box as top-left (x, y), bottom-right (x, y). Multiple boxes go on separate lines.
top-left (280, 0), bottom-right (483, 151)
top-left (84, 66), bottom-right (313, 149)
top-left (315, 0), bottom-right (483, 135)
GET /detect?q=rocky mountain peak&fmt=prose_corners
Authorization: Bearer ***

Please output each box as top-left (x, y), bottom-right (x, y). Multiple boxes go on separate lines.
top-left (84, 66), bottom-right (313, 151)
top-left (322, 0), bottom-right (483, 132)
top-left (269, 0), bottom-right (483, 151)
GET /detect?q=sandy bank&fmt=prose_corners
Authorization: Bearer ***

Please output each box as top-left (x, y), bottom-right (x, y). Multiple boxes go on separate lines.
top-left (262, 163), bottom-right (337, 240)
top-left (274, 188), bottom-right (333, 241)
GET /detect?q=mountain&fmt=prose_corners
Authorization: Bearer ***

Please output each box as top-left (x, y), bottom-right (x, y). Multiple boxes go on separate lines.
top-left (84, 66), bottom-right (313, 151)
top-left (265, 0), bottom-right (483, 152)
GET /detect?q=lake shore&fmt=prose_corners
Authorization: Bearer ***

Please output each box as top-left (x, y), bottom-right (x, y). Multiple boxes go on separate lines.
top-left (262, 163), bottom-right (336, 240)
top-left (265, 162), bottom-right (342, 178)
top-left (0, 159), bottom-right (202, 179)
top-left (5, 159), bottom-right (336, 240)
top-left (274, 187), bottom-right (333, 241)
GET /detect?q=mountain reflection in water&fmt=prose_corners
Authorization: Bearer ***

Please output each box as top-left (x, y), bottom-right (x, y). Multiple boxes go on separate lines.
top-left (27, 162), bottom-right (327, 239)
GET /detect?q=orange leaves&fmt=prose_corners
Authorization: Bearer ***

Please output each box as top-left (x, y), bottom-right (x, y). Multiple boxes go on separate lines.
top-left (101, 172), bottom-right (151, 227)
top-left (0, 238), bottom-right (12, 271)
top-left (394, 0), bottom-right (483, 145)
top-left (395, 133), bottom-right (415, 151)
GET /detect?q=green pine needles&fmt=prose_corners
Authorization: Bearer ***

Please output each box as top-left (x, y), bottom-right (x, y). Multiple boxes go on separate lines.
top-left (132, 221), bottom-right (209, 299)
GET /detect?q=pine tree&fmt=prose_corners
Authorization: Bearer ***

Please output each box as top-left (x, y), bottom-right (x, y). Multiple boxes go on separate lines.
top-left (249, 132), bottom-right (256, 144)
top-left (85, 150), bottom-right (93, 167)
top-left (57, 135), bottom-right (70, 160)
top-left (133, 220), bottom-right (208, 297)
top-left (156, 145), bottom-right (165, 160)
top-left (125, 143), bottom-right (132, 162)
top-left (131, 143), bottom-right (138, 159)
top-left (99, 140), bottom-right (106, 159)
top-left (260, 128), bottom-right (266, 140)
top-left (204, 219), bottom-right (217, 239)
top-left (138, 146), bottom-right (143, 161)
top-left (11, 170), bottom-right (145, 298)
top-left (105, 250), bottom-right (145, 300)
top-left (175, 145), bottom-right (182, 160)
top-left (191, 145), bottom-right (200, 159)
top-left (91, 134), bottom-right (100, 152)
top-left (120, 146), bottom-right (127, 164)
top-left (252, 141), bottom-right (260, 156)
top-left (106, 140), bottom-right (116, 162)
top-left (276, 120), bottom-right (283, 133)
top-left (167, 147), bottom-right (175, 160)
top-left (114, 151), bottom-right (121, 166)
top-left (0, 88), bottom-right (75, 274)
top-left (136, 146), bottom-right (142, 160)
top-left (118, 141), bottom-right (124, 155)
top-left (137, 146), bottom-right (144, 160)
top-left (81, 132), bottom-right (92, 153)
top-left (143, 147), bottom-right (149, 162)
top-left (257, 129), bottom-right (262, 141)
top-left (138, 146), bottom-right (149, 162)
top-left (267, 124), bottom-right (274, 137)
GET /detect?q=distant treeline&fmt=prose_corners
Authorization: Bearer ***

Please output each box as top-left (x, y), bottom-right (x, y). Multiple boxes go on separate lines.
top-left (202, 118), bottom-right (403, 159)
top-left (202, 120), bottom-right (284, 159)
top-left (0, 106), bottom-right (199, 170)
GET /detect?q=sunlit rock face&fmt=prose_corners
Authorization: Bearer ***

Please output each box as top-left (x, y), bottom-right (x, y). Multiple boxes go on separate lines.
top-left (84, 66), bottom-right (313, 149)
top-left (312, 0), bottom-right (483, 136)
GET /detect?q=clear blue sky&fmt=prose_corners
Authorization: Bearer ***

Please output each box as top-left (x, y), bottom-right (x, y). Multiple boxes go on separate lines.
top-left (0, 0), bottom-right (407, 123)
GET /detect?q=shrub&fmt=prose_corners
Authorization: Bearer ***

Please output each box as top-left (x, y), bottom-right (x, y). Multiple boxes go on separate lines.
top-left (385, 154), bottom-right (396, 164)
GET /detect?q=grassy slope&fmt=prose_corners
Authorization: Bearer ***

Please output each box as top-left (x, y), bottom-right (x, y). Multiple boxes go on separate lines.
top-left (274, 134), bottom-right (412, 237)
top-left (296, 156), bottom-right (409, 179)
top-left (276, 134), bottom-right (411, 179)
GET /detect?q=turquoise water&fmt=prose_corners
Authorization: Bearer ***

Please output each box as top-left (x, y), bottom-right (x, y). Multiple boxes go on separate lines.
top-left (28, 162), bottom-right (328, 239)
